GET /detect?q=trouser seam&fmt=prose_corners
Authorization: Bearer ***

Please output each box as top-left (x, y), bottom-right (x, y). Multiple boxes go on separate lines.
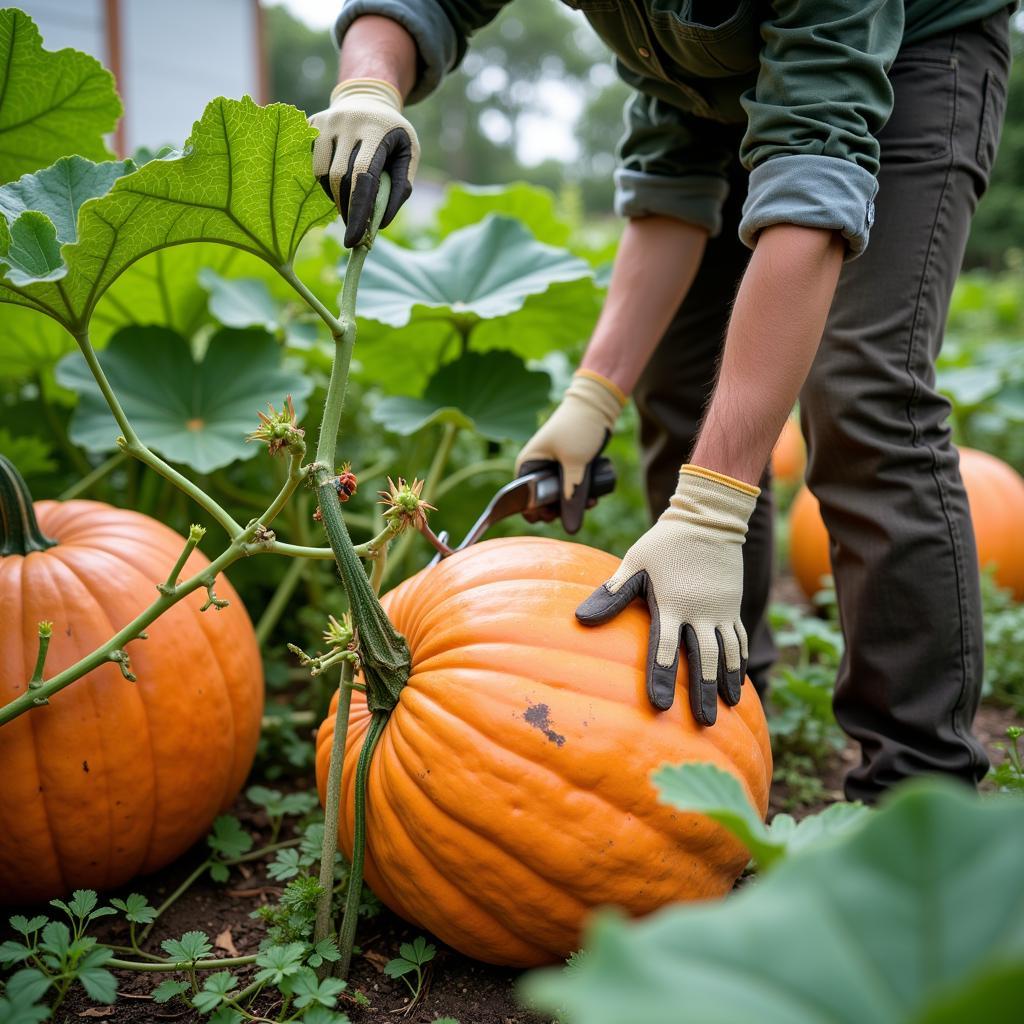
top-left (901, 39), bottom-right (980, 775)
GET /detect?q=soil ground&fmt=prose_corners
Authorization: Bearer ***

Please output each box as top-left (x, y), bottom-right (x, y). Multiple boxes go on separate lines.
top-left (4, 614), bottom-right (1022, 1024)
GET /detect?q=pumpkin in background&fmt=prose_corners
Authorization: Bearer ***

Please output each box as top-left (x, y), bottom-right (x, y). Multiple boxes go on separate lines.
top-left (788, 447), bottom-right (1024, 600)
top-left (788, 484), bottom-right (833, 600)
top-left (316, 537), bottom-right (772, 967)
top-left (771, 417), bottom-right (806, 484)
top-left (0, 458), bottom-right (264, 904)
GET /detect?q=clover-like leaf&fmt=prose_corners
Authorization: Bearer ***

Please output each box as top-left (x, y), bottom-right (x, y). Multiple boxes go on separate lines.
top-left (55, 326), bottom-right (312, 472)
top-left (161, 931), bottom-right (213, 964)
top-left (76, 947), bottom-right (116, 1004)
top-left (192, 971), bottom-right (238, 1014)
top-left (0, 968), bottom-right (51, 1018)
top-left (371, 349), bottom-right (551, 442)
top-left (436, 182), bottom-right (571, 246)
top-left (523, 781), bottom-right (1024, 1024)
top-left (0, 96), bottom-right (332, 328)
top-left (289, 968), bottom-right (346, 1009)
top-left (255, 942), bottom-right (307, 986)
top-left (110, 893), bottom-right (157, 926)
top-left (206, 815), bottom-right (254, 860)
top-left (354, 215), bottom-right (592, 328)
top-left (152, 978), bottom-right (191, 1004)
top-left (0, 10), bottom-right (121, 184)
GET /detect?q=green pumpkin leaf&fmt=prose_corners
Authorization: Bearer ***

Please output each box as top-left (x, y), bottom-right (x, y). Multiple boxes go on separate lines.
top-left (0, 10), bottom-right (121, 184)
top-left (0, 96), bottom-right (333, 328)
top-left (0, 430), bottom-right (56, 477)
top-left (0, 304), bottom-right (75, 379)
top-left (436, 182), bottom-right (571, 246)
top-left (200, 268), bottom-right (284, 332)
top-left (653, 762), bottom-right (871, 870)
top-left (523, 782), bottom-right (1024, 1024)
top-left (92, 244), bottom-right (264, 345)
top-left (55, 326), bottom-right (313, 473)
top-left (371, 349), bottom-right (550, 442)
top-left (354, 215), bottom-right (592, 328)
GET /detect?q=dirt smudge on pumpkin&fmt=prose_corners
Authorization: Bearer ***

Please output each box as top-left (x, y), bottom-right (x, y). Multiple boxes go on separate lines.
top-left (82, 760), bottom-right (89, 773)
top-left (523, 703), bottom-right (565, 746)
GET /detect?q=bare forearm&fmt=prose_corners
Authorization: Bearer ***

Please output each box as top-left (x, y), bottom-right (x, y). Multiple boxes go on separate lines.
top-left (337, 16), bottom-right (417, 99)
top-left (581, 217), bottom-right (707, 395)
top-left (692, 225), bottom-right (845, 485)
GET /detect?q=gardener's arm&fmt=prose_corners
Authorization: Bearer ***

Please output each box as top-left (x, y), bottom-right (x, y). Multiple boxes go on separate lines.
top-left (692, 224), bottom-right (844, 485)
top-left (312, 2), bottom-right (510, 245)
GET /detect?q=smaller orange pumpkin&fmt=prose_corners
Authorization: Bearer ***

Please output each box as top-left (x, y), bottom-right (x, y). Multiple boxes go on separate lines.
top-left (771, 417), bottom-right (806, 485)
top-left (788, 447), bottom-right (1024, 600)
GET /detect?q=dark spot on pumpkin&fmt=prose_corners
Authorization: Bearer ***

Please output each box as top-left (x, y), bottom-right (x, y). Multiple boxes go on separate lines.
top-left (65, 625), bottom-right (72, 636)
top-left (82, 760), bottom-right (89, 773)
top-left (523, 703), bottom-right (565, 747)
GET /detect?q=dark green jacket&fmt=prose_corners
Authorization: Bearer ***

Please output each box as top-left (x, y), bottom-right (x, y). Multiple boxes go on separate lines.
top-left (333, 0), bottom-right (1010, 255)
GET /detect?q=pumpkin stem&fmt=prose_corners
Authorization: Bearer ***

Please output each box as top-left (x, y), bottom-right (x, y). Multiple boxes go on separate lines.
top-left (335, 710), bottom-right (388, 980)
top-left (0, 455), bottom-right (57, 556)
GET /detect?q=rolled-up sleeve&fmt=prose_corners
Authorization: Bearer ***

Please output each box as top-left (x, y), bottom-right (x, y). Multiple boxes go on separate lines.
top-left (333, 0), bottom-right (509, 104)
top-left (738, 0), bottom-right (903, 257)
top-left (615, 90), bottom-right (738, 236)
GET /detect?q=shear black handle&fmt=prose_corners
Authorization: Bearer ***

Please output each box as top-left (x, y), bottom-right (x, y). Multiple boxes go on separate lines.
top-left (531, 456), bottom-right (617, 510)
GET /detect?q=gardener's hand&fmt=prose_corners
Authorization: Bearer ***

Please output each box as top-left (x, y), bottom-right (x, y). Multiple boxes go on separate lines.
top-left (309, 78), bottom-right (420, 248)
top-left (576, 465), bottom-right (759, 724)
top-left (515, 370), bottom-right (625, 534)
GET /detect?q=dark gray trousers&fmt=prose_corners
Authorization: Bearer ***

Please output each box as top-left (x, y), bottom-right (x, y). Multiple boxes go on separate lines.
top-left (633, 9), bottom-right (1012, 801)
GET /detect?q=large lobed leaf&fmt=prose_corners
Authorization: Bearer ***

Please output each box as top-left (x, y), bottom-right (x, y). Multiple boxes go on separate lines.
top-left (653, 762), bottom-right (870, 870)
top-left (354, 215), bottom-right (593, 328)
top-left (55, 326), bottom-right (313, 473)
top-left (371, 349), bottom-right (551, 442)
top-left (435, 181), bottom-right (572, 246)
top-left (0, 8), bottom-right (122, 184)
top-left (523, 781), bottom-right (1024, 1024)
top-left (0, 96), bottom-right (334, 328)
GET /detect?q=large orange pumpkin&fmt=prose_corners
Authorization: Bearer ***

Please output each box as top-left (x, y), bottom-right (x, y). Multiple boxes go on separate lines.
top-left (771, 417), bottom-right (806, 485)
top-left (0, 461), bottom-right (263, 904)
top-left (316, 537), bottom-right (772, 967)
top-left (788, 447), bottom-right (1024, 600)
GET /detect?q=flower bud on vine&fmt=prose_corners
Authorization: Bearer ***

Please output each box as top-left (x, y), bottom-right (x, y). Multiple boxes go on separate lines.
top-left (323, 612), bottom-right (356, 651)
top-left (247, 395), bottom-right (305, 456)
top-left (378, 477), bottom-right (435, 534)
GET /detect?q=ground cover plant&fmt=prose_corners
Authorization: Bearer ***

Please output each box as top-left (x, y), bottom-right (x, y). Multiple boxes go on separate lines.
top-left (2, 7), bottom-right (1024, 1022)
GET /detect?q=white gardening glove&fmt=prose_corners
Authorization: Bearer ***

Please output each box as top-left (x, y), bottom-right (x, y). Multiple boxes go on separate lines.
top-left (515, 370), bottom-right (625, 533)
top-left (309, 78), bottom-right (420, 247)
top-left (576, 465), bottom-right (759, 724)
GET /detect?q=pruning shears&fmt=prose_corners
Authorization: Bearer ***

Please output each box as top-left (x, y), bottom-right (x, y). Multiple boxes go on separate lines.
top-left (429, 457), bottom-right (617, 566)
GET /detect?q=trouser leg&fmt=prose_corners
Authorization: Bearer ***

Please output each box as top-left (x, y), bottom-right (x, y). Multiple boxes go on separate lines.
top-left (632, 155), bottom-right (778, 694)
top-left (800, 11), bottom-right (1012, 801)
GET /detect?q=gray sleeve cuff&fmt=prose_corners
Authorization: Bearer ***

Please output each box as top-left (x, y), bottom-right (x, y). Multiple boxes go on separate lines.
top-left (613, 169), bottom-right (730, 236)
top-left (739, 155), bottom-right (878, 259)
top-left (332, 0), bottom-right (457, 104)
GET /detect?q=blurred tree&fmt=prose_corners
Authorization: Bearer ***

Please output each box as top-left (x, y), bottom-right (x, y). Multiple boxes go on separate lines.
top-left (263, 0), bottom-right (626, 212)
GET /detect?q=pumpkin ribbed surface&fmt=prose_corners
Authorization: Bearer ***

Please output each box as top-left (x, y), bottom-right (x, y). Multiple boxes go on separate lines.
top-left (789, 447), bottom-right (1024, 600)
top-left (0, 500), bottom-right (263, 904)
top-left (315, 537), bottom-right (772, 967)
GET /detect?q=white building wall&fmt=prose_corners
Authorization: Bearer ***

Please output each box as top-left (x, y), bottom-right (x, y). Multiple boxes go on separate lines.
top-left (120, 0), bottom-right (262, 150)
top-left (19, 0), bottom-right (263, 153)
